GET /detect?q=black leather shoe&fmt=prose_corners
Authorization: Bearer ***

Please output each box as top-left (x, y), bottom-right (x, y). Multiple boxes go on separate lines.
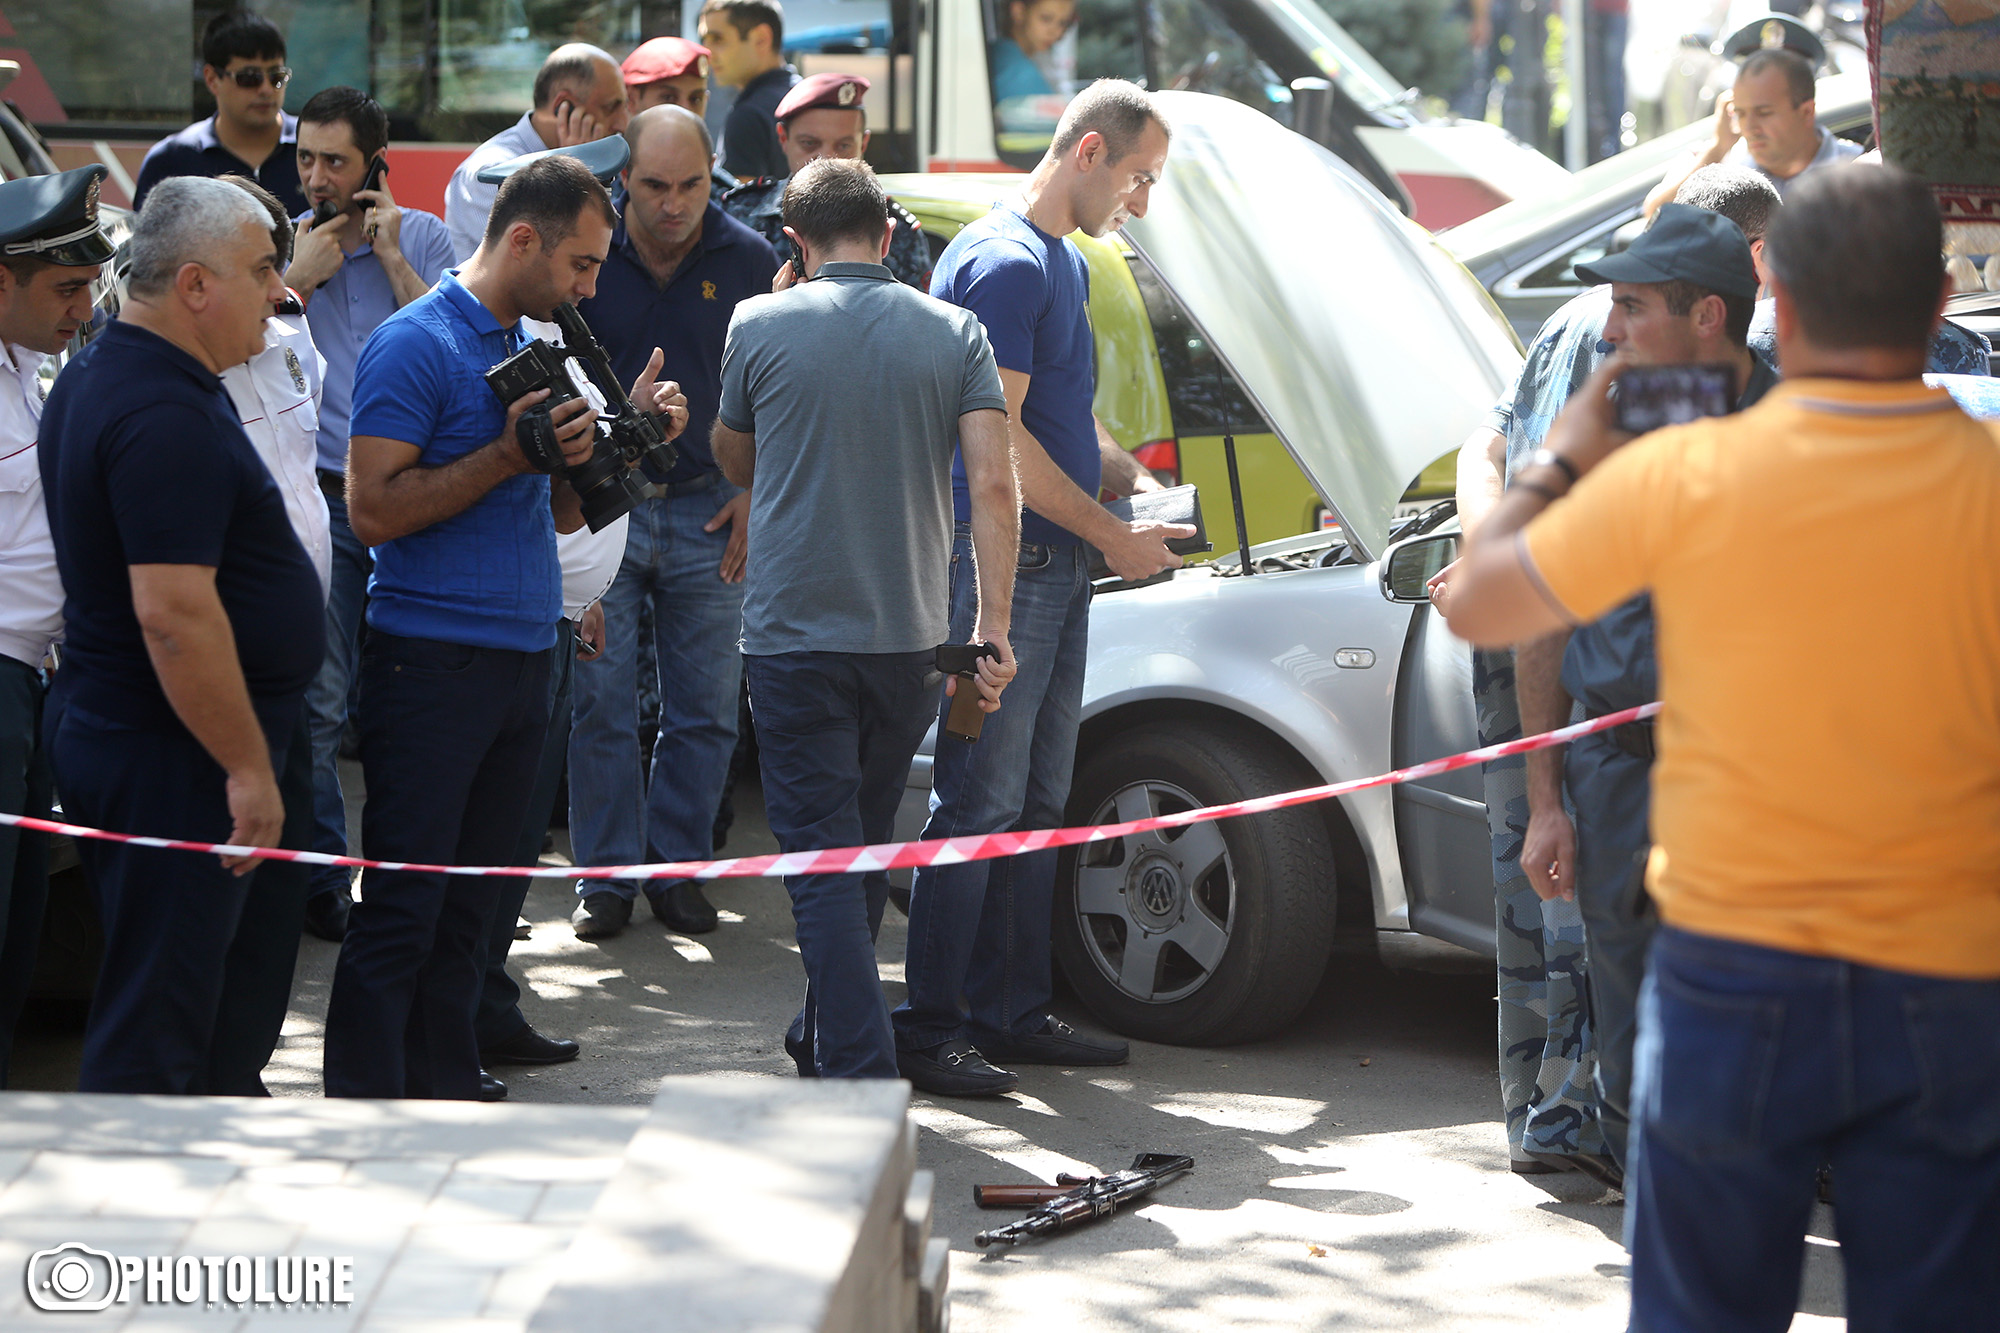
top-left (571, 892), bottom-right (632, 941)
top-left (784, 1029), bottom-right (819, 1079)
top-left (302, 890), bottom-right (350, 942)
top-left (971, 1017), bottom-right (1129, 1068)
top-left (477, 1069), bottom-right (508, 1102)
top-left (1525, 1150), bottom-right (1624, 1191)
top-left (481, 1025), bottom-right (580, 1066)
top-left (647, 882), bottom-right (719, 934)
top-left (897, 1039), bottom-right (1019, 1097)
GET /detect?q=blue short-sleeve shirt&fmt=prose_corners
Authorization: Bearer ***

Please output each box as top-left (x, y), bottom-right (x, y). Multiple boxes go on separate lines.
top-left (350, 271), bottom-right (560, 652)
top-left (578, 203), bottom-right (778, 483)
top-left (299, 207), bottom-right (456, 472)
top-left (133, 114), bottom-right (307, 216)
top-left (932, 202), bottom-right (1097, 546)
top-left (38, 321), bottom-right (325, 738)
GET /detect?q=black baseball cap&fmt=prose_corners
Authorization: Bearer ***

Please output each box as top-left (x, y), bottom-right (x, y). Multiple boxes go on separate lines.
top-left (1576, 203), bottom-right (1760, 299)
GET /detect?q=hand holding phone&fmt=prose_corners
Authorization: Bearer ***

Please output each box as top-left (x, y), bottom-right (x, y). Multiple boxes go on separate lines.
top-left (1612, 363), bottom-right (1734, 435)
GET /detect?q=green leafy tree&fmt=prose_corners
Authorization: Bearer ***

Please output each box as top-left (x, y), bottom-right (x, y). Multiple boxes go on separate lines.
top-left (1319, 0), bottom-right (1471, 98)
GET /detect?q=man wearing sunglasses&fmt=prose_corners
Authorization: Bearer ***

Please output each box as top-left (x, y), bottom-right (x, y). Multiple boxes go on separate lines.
top-left (134, 11), bottom-right (307, 217)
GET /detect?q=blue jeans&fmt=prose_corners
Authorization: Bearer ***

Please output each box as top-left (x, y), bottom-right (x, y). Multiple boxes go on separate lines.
top-left (323, 632), bottom-right (550, 1100)
top-left (894, 530), bottom-right (1089, 1050)
top-left (567, 480), bottom-right (744, 901)
top-left (306, 483), bottom-right (371, 900)
top-left (746, 650), bottom-right (939, 1079)
top-left (1627, 926), bottom-right (2000, 1332)
top-left (1568, 733), bottom-right (1655, 1168)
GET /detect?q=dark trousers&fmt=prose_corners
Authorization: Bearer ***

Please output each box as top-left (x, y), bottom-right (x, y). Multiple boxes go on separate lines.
top-left (746, 650), bottom-right (939, 1079)
top-left (1568, 732), bottom-right (1656, 1169)
top-left (477, 618), bottom-right (575, 1050)
top-left (204, 709), bottom-right (316, 1095)
top-left (323, 632), bottom-right (550, 1099)
top-left (0, 655), bottom-right (51, 1088)
top-left (49, 688), bottom-right (299, 1094)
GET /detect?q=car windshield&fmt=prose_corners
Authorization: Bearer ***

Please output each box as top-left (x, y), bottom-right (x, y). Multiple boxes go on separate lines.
top-left (1254, 0), bottom-right (1406, 113)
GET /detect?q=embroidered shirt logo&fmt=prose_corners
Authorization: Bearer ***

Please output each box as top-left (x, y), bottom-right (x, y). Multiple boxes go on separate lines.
top-left (701, 281), bottom-right (717, 300)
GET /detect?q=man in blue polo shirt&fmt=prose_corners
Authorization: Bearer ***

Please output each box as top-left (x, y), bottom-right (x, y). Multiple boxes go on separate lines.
top-left (39, 177), bottom-right (323, 1094)
top-left (134, 11), bottom-right (306, 216)
top-left (894, 81), bottom-right (1188, 1097)
top-left (567, 104), bottom-right (777, 942)
top-left (283, 85), bottom-right (455, 942)
top-left (322, 155), bottom-right (687, 1101)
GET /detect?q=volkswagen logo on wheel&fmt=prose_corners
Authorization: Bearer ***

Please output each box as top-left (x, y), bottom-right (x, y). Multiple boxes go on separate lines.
top-left (1139, 865), bottom-right (1178, 917)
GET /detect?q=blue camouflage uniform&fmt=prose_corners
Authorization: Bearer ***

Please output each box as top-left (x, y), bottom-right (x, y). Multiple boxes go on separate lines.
top-left (1750, 302), bottom-right (1992, 376)
top-left (721, 177), bottom-right (932, 289)
top-left (1481, 288), bottom-right (1614, 1166)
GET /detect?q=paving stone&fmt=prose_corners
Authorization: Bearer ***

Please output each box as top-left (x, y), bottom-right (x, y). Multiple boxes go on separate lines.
top-left (361, 1260), bottom-right (498, 1321)
top-left (0, 1153), bottom-right (238, 1219)
top-left (422, 1179), bottom-right (546, 1226)
top-left (525, 1182), bottom-right (607, 1227)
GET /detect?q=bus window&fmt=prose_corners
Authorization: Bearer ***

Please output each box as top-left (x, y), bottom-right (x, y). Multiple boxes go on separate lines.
top-left (989, 0), bottom-right (1290, 169)
top-left (784, 0), bottom-right (920, 175)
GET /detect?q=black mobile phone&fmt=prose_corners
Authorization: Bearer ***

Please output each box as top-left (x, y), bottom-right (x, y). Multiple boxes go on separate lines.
top-left (790, 237), bottom-right (809, 281)
top-left (1613, 363), bottom-right (1734, 435)
top-left (313, 154), bottom-right (388, 227)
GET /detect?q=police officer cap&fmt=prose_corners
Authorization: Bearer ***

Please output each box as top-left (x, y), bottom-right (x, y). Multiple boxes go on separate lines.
top-left (1717, 13), bottom-right (1826, 69)
top-left (623, 37), bottom-right (710, 86)
top-left (776, 72), bottom-right (870, 123)
top-left (1575, 203), bottom-right (1760, 300)
top-left (476, 134), bottom-right (632, 186)
top-left (0, 164), bottom-right (115, 267)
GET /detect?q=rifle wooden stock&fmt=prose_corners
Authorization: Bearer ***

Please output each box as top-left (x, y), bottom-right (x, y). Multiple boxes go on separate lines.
top-left (973, 1183), bottom-right (1071, 1209)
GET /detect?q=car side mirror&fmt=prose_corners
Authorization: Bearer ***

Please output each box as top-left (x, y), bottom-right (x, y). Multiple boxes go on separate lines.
top-left (1379, 533), bottom-right (1458, 604)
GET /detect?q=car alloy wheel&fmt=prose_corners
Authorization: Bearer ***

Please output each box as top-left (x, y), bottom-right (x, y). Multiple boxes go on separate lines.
top-left (1073, 779), bottom-right (1235, 1005)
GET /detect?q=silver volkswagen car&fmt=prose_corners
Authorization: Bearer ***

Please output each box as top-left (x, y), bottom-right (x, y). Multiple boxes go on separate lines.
top-left (893, 92), bottom-right (1523, 1047)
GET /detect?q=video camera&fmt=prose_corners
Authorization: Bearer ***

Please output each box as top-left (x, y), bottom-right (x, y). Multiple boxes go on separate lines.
top-left (485, 302), bottom-right (678, 532)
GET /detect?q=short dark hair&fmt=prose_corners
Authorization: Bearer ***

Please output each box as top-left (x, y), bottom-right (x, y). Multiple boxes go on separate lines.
top-left (782, 157), bottom-right (886, 249)
top-left (218, 173), bottom-right (294, 267)
top-left (1737, 49), bottom-right (1814, 106)
top-left (1764, 165), bottom-right (1943, 352)
top-left (1672, 164), bottom-right (1782, 244)
top-left (1656, 278), bottom-right (1755, 346)
top-left (298, 86), bottom-right (389, 162)
top-left (533, 45), bottom-right (612, 112)
top-left (484, 154), bottom-right (618, 253)
top-left (202, 9), bottom-right (285, 69)
top-left (701, 0), bottom-right (785, 49)
top-left (1050, 78), bottom-right (1170, 163)
top-left (0, 254), bottom-right (51, 285)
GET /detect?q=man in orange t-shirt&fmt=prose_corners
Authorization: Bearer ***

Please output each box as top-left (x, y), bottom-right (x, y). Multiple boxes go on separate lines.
top-left (1446, 165), bottom-right (2000, 1330)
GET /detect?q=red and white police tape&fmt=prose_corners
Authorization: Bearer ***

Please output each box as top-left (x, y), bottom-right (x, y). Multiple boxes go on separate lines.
top-left (0, 702), bottom-right (1660, 881)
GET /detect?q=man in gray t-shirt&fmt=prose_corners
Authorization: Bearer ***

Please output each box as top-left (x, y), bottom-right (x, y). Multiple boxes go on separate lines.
top-left (715, 158), bottom-right (1019, 1080)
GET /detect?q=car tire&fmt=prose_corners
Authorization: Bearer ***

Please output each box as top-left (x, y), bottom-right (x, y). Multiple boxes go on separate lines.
top-left (1053, 721), bottom-right (1338, 1046)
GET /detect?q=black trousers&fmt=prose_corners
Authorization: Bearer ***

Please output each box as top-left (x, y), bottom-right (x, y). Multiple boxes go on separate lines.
top-left (0, 654), bottom-right (51, 1088)
top-left (322, 631), bottom-right (550, 1100)
top-left (49, 686), bottom-right (299, 1094)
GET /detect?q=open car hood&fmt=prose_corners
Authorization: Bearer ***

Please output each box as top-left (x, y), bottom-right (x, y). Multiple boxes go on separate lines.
top-left (1122, 92), bottom-right (1521, 559)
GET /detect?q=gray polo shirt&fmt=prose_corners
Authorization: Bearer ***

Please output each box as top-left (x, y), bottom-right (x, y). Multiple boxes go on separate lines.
top-left (720, 261), bottom-right (1006, 656)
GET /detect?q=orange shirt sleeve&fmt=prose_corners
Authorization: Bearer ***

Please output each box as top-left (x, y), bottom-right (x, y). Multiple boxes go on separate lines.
top-left (1521, 429), bottom-right (1686, 624)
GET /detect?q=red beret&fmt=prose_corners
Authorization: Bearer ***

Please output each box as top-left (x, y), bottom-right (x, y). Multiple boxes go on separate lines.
top-left (623, 37), bottom-right (710, 84)
top-left (775, 72), bottom-right (871, 122)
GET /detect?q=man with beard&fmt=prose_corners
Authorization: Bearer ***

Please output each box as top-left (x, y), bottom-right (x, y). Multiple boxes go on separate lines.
top-left (323, 156), bottom-right (687, 1099)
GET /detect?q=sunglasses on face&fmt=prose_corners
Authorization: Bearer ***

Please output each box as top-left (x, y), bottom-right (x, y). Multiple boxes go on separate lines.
top-left (223, 64), bottom-right (291, 89)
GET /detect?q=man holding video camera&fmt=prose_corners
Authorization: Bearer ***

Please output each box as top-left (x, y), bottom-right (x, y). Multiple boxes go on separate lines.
top-left (322, 155), bottom-right (686, 1100)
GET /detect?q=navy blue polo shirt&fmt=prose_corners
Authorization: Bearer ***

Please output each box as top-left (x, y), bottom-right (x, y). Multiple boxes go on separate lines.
top-left (133, 114), bottom-right (307, 216)
top-left (579, 203), bottom-right (778, 482)
top-left (720, 65), bottom-right (798, 182)
top-left (351, 271), bottom-right (561, 652)
top-left (932, 202), bottom-right (1097, 546)
top-left (38, 321), bottom-right (325, 740)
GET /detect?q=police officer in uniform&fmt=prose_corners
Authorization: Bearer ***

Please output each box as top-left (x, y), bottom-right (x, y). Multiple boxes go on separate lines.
top-left (722, 73), bottom-right (931, 289)
top-left (0, 166), bottom-right (112, 1085)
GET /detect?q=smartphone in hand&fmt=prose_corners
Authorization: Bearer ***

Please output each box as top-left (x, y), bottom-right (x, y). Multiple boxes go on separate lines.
top-left (1613, 364), bottom-right (1734, 435)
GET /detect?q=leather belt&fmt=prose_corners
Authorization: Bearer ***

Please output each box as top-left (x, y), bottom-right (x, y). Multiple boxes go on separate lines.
top-left (649, 469), bottom-right (723, 499)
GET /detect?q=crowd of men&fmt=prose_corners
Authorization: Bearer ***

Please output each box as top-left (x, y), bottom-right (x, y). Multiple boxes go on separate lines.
top-left (0, 5), bottom-right (1995, 1328)
top-left (0, 9), bottom-right (1183, 1106)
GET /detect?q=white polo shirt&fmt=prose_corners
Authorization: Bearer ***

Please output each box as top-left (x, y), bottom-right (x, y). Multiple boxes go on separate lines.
top-left (222, 313), bottom-right (332, 598)
top-left (0, 341), bottom-right (61, 668)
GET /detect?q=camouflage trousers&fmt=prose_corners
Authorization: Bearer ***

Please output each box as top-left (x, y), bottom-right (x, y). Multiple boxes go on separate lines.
top-left (1474, 646), bottom-right (1605, 1161)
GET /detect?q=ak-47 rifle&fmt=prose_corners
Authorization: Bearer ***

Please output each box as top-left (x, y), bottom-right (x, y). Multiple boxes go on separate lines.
top-left (972, 1153), bottom-right (1194, 1247)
